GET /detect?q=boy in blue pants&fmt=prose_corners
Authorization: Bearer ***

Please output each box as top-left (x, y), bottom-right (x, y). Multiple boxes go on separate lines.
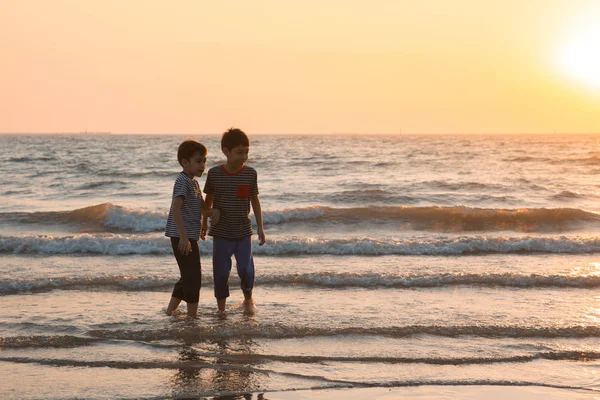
top-left (201, 128), bottom-right (266, 315)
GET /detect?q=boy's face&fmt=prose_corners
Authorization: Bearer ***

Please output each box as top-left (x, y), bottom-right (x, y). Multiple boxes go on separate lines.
top-left (182, 152), bottom-right (207, 177)
top-left (223, 145), bottom-right (249, 170)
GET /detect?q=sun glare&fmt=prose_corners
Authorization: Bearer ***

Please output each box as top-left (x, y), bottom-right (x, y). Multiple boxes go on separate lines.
top-left (557, 13), bottom-right (600, 93)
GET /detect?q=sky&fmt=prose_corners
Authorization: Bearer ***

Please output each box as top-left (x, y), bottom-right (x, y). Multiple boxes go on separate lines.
top-left (1, 0), bottom-right (600, 134)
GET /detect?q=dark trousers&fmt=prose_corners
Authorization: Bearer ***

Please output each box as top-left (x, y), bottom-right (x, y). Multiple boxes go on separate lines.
top-left (170, 238), bottom-right (201, 303)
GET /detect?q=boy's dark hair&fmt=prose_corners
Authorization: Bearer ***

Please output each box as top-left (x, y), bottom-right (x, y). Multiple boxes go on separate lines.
top-left (221, 128), bottom-right (250, 150)
top-left (177, 139), bottom-right (207, 166)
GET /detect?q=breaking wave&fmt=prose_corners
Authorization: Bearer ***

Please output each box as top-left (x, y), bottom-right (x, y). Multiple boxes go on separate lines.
top-left (4, 203), bottom-right (598, 233)
top-left (4, 272), bottom-right (600, 295)
top-left (262, 206), bottom-right (600, 232)
top-left (1, 234), bottom-right (599, 255)
top-left (0, 203), bottom-right (167, 232)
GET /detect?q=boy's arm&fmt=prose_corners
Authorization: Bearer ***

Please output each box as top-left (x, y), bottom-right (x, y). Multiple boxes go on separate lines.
top-left (201, 193), bottom-right (218, 240)
top-left (250, 195), bottom-right (266, 246)
top-left (171, 196), bottom-right (191, 255)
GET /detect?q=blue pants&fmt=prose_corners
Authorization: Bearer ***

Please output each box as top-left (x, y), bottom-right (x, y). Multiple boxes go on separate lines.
top-left (212, 236), bottom-right (255, 299)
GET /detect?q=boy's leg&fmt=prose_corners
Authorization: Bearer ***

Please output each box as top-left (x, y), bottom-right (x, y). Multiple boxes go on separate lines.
top-left (213, 237), bottom-right (234, 312)
top-left (167, 238), bottom-right (185, 315)
top-left (217, 298), bottom-right (227, 314)
top-left (170, 238), bottom-right (202, 317)
top-left (233, 236), bottom-right (256, 313)
top-left (183, 240), bottom-right (201, 317)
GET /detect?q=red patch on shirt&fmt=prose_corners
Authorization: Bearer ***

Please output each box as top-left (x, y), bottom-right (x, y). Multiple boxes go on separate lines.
top-left (237, 184), bottom-right (250, 200)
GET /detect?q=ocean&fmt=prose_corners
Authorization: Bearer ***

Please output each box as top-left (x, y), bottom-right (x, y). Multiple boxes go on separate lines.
top-left (1, 133), bottom-right (600, 399)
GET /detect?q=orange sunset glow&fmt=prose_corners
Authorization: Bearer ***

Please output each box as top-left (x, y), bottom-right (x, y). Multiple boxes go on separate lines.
top-left (3, 2), bottom-right (600, 398)
top-left (1, 0), bottom-right (600, 134)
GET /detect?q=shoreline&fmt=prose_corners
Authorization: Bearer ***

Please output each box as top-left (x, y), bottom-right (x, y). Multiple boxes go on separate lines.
top-left (209, 385), bottom-right (599, 400)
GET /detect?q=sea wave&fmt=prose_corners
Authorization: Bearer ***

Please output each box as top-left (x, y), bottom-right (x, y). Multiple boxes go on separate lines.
top-left (0, 203), bottom-right (167, 232)
top-left (96, 170), bottom-right (177, 178)
top-left (164, 349), bottom-right (600, 365)
top-left (503, 156), bottom-right (553, 163)
top-left (1, 234), bottom-right (599, 255)
top-left (0, 335), bottom-right (97, 348)
top-left (0, 234), bottom-right (170, 255)
top-left (327, 189), bottom-right (409, 203)
top-left (77, 181), bottom-right (130, 190)
top-left (410, 180), bottom-right (510, 192)
top-left (2, 203), bottom-right (598, 233)
top-left (2, 351), bottom-right (600, 366)
top-left (86, 324), bottom-right (600, 341)
top-left (0, 275), bottom-right (173, 295)
top-left (566, 155), bottom-right (600, 166)
top-left (504, 154), bottom-right (600, 166)
top-left (552, 191), bottom-right (586, 200)
top-left (267, 206), bottom-right (600, 232)
top-left (4, 272), bottom-right (600, 295)
top-left (7, 156), bottom-right (57, 162)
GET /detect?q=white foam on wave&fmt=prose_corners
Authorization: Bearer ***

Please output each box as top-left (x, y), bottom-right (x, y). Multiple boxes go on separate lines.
top-left (103, 204), bottom-right (324, 231)
top-left (0, 234), bottom-right (173, 255)
top-left (259, 206), bottom-right (325, 224)
top-left (259, 272), bottom-right (600, 288)
top-left (0, 275), bottom-right (173, 295)
top-left (1, 234), bottom-right (599, 255)
top-left (259, 236), bottom-right (600, 255)
top-left (4, 272), bottom-right (600, 295)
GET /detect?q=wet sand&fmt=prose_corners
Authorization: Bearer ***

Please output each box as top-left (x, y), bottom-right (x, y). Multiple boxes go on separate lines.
top-left (257, 385), bottom-right (599, 400)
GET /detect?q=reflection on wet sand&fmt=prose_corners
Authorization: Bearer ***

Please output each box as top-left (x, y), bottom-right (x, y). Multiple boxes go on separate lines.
top-left (169, 337), bottom-right (264, 398)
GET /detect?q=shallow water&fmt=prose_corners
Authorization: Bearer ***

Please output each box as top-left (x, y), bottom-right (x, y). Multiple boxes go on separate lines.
top-left (1, 134), bottom-right (600, 399)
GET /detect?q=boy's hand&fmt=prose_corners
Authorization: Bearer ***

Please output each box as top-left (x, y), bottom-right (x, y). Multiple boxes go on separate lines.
top-left (210, 208), bottom-right (220, 226)
top-left (257, 227), bottom-right (266, 246)
top-left (200, 226), bottom-right (207, 241)
top-left (178, 237), bottom-right (192, 255)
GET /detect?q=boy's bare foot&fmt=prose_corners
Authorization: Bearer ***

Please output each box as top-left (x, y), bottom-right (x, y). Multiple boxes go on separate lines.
top-left (166, 308), bottom-right (180, 316)
top-left (217, 309), bottom-right (228, 319)
top-left (243, 299), bottom-right (256, 315)
top-left (166, 297), bottom-right (182, 316)
top-left (186, 302), bottom-right (199, 318)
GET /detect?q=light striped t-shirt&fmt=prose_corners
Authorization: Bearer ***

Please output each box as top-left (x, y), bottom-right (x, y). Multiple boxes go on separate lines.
top-left (203, 165), bottom-right (259, 239)
top-left (165, 172), bottom-right (203, 240)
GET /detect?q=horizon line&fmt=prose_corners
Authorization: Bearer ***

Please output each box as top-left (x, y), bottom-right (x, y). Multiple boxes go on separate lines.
top-left (1, 132), bottom-right (599, 136)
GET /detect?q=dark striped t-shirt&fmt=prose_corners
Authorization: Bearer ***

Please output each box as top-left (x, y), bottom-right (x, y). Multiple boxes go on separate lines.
top-left (203, 165), bottom-right (259, 239)
top-left (165, 172), bottom-right (203, 240)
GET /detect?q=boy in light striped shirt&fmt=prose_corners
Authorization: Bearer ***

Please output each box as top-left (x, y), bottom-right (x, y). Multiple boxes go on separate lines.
top-left (165, 139), bottom-right (219, 318)
top-left (201, 128), bottom-right (266, 316)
